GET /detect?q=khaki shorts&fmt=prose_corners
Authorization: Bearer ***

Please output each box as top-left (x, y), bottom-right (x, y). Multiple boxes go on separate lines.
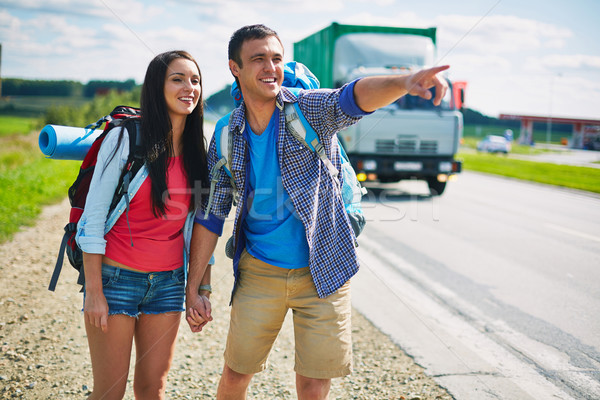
top-left (223, 250), bottom-right (352, 379)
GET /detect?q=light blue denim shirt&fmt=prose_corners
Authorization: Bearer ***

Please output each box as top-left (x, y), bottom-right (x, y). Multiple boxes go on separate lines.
top-left (75, 126), bottom-right (207, 270)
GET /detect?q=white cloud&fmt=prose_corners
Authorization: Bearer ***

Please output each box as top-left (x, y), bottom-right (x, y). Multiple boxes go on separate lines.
top-left (181, 0), bottom-right (344, 20)
top-left (541, 54), bottom-right (600, 69)
top-left (0, 10), bottom-right (23, 41)
top-left (340, 11), bottom-right (430, 29)
top-left (353, 0), bottom-right (396, 6)
top-left (99, 0), bottom-right (165, 24)
top-left (436, 14), bottom-right (572, 55)
top-left (521, 56), bottom-right (548, 74)
top-left (1, 0), bottom-right (109, 18)
top-left (209, 2), bottom-right (264, 27)
top-left (543, 38), bottom-right (567, 50)
top-left (37, 15), bottom-right (105, 49)
top-left (444, 54), bottom-right (512, 76)
top-left (523, 53), bottom-right (600, 75)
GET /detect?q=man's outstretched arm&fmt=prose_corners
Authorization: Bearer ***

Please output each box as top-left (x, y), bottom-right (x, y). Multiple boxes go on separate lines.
top-left (353, 65), bottom-right (450, 113)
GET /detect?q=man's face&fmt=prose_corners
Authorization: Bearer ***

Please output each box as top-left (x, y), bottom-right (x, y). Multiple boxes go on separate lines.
top-left (230, 36), bottom-right (284, 105)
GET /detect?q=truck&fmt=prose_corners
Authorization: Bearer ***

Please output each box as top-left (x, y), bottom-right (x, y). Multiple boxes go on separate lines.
top-left (293, 23), bottom-right (465, 195)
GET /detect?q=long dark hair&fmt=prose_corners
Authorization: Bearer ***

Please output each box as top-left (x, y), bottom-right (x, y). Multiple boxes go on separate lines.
top-left (140, 50), bottom-right (209, 217)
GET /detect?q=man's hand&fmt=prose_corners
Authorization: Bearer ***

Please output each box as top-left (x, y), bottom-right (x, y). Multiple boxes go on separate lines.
top-left (405, 65), bottom-right (450, 106)
top-left (185, 292), bottom-right (212, 333)
top-left (354, 64), bottom-right (450, 112)
top-left (186, 223), bottom-right (218, 332)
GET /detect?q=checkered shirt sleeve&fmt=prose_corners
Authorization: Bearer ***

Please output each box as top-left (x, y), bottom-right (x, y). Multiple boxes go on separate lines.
top-left (279, 85), bottom-right (362, 297)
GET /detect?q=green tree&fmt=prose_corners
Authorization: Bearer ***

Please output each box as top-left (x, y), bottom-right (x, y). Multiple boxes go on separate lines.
top-left (44, 88), bottom-right (141, 126)
top-left (2, 78), bottom-right (83, 96)
top-left (83, 79), bottom-right (138, 97)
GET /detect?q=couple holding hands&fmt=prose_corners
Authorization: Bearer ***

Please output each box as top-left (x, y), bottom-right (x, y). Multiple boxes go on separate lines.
top-left (78, 24), bottom-right (449, 400)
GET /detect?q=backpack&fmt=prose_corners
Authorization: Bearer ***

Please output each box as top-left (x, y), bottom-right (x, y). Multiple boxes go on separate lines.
top-left (282, 85), bottom-right (366, 237)
top-left (48, 105), bottom-right (143, 291)
top-left (206, 62), bottom-right (366, 258)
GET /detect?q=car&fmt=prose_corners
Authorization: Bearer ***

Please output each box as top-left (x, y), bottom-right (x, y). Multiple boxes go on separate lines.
top-left (477, 135), bottom-right (511, 154)
top-left (583, 136), bottom-right (600, 151)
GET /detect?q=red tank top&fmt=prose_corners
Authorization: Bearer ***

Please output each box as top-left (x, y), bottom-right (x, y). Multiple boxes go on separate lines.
top-left (105, 156), bottom-right (191, 271)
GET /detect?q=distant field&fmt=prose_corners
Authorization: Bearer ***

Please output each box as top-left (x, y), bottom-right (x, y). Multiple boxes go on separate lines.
top-left (0, 95), bottom-right (92, 117)
top-left (0, 115), bottom-right (42, 137)
top-left (463, 123), bottom-right (570, 145)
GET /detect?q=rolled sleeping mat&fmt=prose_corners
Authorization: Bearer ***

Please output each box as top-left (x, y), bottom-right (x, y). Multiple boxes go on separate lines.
top-left (39, 125), bottom-right (102, 160)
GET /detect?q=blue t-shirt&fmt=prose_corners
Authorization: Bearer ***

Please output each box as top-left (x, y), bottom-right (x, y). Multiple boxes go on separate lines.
top-left (243, 109), bottom-right (310, 269)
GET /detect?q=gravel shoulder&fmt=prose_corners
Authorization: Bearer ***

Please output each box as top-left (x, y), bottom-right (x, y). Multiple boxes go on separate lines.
top-left (0, 198), bottom-right (453, 399)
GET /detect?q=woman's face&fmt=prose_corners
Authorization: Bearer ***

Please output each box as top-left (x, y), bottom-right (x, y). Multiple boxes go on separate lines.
top-left (164, 58), bottom-right (201, 120)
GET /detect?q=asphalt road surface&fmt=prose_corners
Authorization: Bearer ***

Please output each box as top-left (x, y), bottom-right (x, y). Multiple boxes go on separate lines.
top-left (352, 171), bottom-right (600, 399)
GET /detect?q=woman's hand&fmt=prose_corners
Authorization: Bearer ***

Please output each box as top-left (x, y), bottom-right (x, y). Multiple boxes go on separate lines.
top-left (82, 253), bottom-right (108, 332)
top-left (84, 289), bottom-right (109, 333)
top-left (185, 291), bottom-right (212, 333)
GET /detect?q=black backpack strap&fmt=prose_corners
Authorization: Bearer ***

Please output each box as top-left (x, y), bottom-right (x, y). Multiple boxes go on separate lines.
top-left (48, 223), bottom-right (77, 291)
top-left (129, 119), bottom-right (143, 160)
top-left (76, 267), bottom-right (85, 292)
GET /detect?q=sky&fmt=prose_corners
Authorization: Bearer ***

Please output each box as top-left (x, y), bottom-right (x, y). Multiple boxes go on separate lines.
top-left (1, 0), bottom-right (599, 120)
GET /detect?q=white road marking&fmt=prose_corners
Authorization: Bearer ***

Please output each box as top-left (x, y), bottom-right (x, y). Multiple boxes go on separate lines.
top-left (544, 223), bottom-right (600, 243)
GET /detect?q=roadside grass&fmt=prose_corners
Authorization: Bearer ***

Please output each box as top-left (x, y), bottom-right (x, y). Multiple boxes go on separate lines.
top-left (458, 152), bottom-right (600, 194)
top-left (0, 131), bottom-right (78, 242)
top-left (0, 115), bottom-right (42, 137)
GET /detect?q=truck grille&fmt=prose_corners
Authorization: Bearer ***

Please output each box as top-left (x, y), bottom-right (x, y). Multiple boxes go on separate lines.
top-left (420, 140), bottom-right (438, 153)
top-left (375, 139), bottom-right (438, 154)
top-left (375, 139), bottom-right (397, 153)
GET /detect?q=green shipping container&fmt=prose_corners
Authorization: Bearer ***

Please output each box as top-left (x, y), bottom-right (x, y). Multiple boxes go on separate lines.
top-left (293, 22), bottom-right (437, 89)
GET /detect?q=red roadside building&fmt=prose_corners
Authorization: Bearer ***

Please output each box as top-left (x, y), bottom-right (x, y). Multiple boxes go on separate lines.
top-left (499, 114), bottom-right (600, 150)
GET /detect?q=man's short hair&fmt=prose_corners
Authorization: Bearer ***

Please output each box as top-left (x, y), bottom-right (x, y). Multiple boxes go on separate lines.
top-left (228, 24), bottom-right (282, 67)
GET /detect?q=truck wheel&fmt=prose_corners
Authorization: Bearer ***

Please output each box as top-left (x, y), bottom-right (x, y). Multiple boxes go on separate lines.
top-left (427, 178), bottom-right (446, 196)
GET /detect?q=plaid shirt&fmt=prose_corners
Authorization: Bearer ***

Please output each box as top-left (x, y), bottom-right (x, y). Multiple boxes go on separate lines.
top-left (197, 83), bottom-right (365, 298)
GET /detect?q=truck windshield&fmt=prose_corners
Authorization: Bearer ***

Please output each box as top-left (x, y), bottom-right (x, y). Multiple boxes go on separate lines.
top-left (333, 33), bottom-right (435, 85)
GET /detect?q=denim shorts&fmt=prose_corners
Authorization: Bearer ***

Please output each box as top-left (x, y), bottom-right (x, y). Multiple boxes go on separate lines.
top-left (83, 264), bottom-right (186, 317)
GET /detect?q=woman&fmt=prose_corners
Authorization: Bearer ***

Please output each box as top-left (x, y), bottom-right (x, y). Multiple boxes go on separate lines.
top-left (76, 50), bottom-right (212, 399)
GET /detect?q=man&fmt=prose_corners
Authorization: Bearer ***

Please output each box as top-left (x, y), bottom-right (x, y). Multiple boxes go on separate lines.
top-left (186, 24), bottom-right (449, 400)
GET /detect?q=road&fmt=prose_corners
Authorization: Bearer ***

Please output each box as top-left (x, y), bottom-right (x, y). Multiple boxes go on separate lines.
top-left (352, 172), bottom-right (600, 399)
